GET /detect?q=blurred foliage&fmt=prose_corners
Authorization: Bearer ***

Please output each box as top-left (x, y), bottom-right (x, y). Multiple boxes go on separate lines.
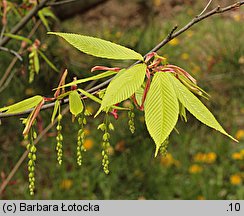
top-left (0, 0), bottom-right (243, 199)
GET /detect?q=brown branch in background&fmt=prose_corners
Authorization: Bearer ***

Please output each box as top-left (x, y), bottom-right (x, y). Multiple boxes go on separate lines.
top-left (0, 0), bottom-right (243, 119)
top-left (150, 0), bottom-right (244, 53)
top-left (47, 0), bottom-right (80, 6)
top-left (0, 0), bottom-right (243, 196)
top-left (0, 0), bottom-right (50, 47)
top-left (0, 21), bottom-right (41, 93)
top-left (0, 47), bottom-right (23, 61)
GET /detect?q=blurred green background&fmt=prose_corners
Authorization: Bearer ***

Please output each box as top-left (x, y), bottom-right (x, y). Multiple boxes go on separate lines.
top-left (0, 0), bottom-right (243, 199)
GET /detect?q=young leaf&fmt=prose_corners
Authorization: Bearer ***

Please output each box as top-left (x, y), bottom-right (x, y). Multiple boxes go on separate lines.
top-left (56, 70), bottom-right (117, 89)
top-left (33, 49), bottom-right (40, 74)
top-left (69, 91), bottom-right (83, 117)
top-left (48, 32), bottom-right (143, 60)
top-left (144, 72), bottom-right (179, 156)
top-left (100, 63), bottom-right (147, 111)
top-left (77, 89), bottom-right (128, 111)
top-left (40, 7), bottom-right (57, 20)
top-left (135, 87), bottom-right (144, 107)
top-left (0, 96), bottom-right (43, 114)
top-left (51, 100), bottom-right (60, 123)
top-left (179, 102), bottom-right (187, 122)
top-left (77, 89), bottom-right (102, 104)
top-left (4, 33), bottom-right (32, 44)
top-left (168, 74), bottom-right (237, 142)
top-left (38, 10), bottom-right (50, 31)
top-left (37, 50), bottom-right (59, 72)
top-left (23, 99), bottom-right (45, 135)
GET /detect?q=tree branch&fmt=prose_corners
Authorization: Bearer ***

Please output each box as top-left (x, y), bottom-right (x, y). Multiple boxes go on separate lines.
top-left (0, 0), bottom-right (243, 195)
top-left (0, 0), bottom-right (50, 47)
top-left (0, 21), bottom-right (42, 93)
top-left (47, 0), bottom-right (80, 6)
top-left (149, 1), bottom-right (244, 53)
top-left (0, 47), bottom-right (23, 61)
top-left (0, 0), bottom-right (243, 119)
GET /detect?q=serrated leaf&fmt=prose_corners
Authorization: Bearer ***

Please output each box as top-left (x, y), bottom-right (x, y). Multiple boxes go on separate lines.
top-left (168, 74), bottom-right (237, 142)
top-left (48, 32), bottom-right (143, 60)
top-left (51, 100), bottom-right (60, 123)
top-left (100, 63), bottom-right (147, 111)
top-left (57, 70), bottom-right (117, 89)
top-left (144, 73), bottom-right (179, 156)
top-left (0, 96), bottom-right (43, 114)
top-left (69, 91), bottom-right (83, 117)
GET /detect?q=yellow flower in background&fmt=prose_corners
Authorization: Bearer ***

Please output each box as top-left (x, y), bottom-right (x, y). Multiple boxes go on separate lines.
top-left (235, 129), bottom-right (244, 140)
top-left (160, 153), bottom-right (180, 167)
top-left (197, 195), bottom-right (205, 200)
top-left (230, 174), bottom-right (242, 185)
top-left (60, 179), bottom-right (73, 190)
top-left (180, 53), bottom-right (189, 60)
top-left (188, 164), bottom-right (203, 174)
top-left (83, 138), bottom-right (94, 150)
top-left (160, 153), bottom-right (175, 167)
top-left (232, 152), bottom-right (243, 160)
top-left (193, 153), bottom-right (206, 162)
top-left (169, 38), bottom-right (179, 46)
top-left (193, 152), bottom-right (217, 164)
top-left (205, 152), bottom-right (217, 164)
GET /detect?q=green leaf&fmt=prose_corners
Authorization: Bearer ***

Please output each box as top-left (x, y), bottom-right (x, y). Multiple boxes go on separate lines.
top-left (168, 74), bottom-right (237, 142)
top-left (144, 73), bottom-right (179, 156)
top-left (4, 33), bottom-right (32, 44)
top-left (33, 49), bottom-right (40, 74)
top-left (179, 102), bottom-right (187, 122)
top-left (69, 91), bottom-right (83, 117)
top-left (77, 89), bottom-right (102, 104)
top-left (51, 100), bottom-right (60, 123)
top-left (38, 11), bottom-right (50, 31)
top-left (77, 89), bottom-right (128, 111)
top-left (135, 87), bottom-right (144, 107)
top-left (37, 50), bottom-right (59, 72)
top-left (48, 32), bottom-right (143, 60)
top-left (57, 70), bottom-right (117, 89)
top-left (0, 96), bottom-right (43, 114)
top-left (57, 91), bottom-right (72, 100)
top-left (100, 63), bottom-right (147, 111)
top-left (40, 7), bottom-right (57, 20)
